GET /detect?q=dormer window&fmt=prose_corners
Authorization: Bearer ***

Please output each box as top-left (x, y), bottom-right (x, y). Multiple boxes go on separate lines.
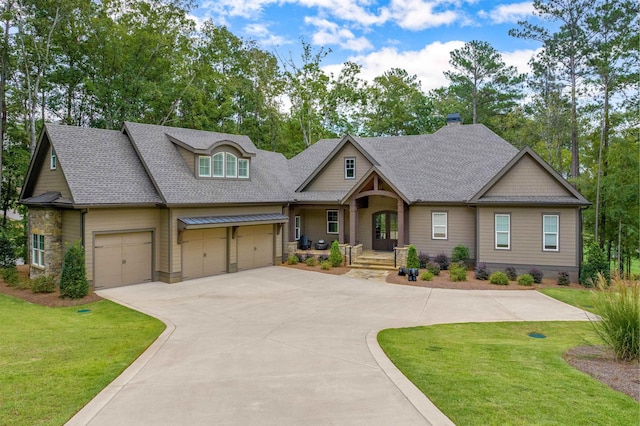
top-left (213, 153), bottom-right (224, 177)
top-left (345, 157), bottom-right (355, 179)
top-left (226, 153), bottom-right (237, 178)
top-left (50, 148), bottom-right (57, 170)
top-left (199, 151), bottom-right (249, 179)
top-left (198, 156), bottom-right (211, 177)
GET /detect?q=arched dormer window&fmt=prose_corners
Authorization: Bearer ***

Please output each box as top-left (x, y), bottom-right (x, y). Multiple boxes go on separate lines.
top-left (212, 152), bottom-right (224, 177)
top-left (226, 153), bottom-right (237, 178)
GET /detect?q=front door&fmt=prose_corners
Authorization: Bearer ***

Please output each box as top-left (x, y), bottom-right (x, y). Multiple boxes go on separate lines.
top-left (372, 211), bottom-right (398, 251)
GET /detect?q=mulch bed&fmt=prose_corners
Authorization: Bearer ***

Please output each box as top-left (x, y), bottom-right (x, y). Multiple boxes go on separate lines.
top-left (0, 265), bottom-right (102, 307)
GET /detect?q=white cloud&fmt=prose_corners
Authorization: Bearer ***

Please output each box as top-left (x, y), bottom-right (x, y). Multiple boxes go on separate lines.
top-left (389, 0), bottom-right (458, 30)
top-left (324, 42), bottom-right (539, 92)
top-left (478, 2), bottom-right (534, 24)
top-left (244, 23), bottom-right (291, 46)
top-left (305, 17), bottom-right (373, 52)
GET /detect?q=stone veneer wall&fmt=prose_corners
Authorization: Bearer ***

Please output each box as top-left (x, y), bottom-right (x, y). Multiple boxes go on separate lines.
top-left (29, 208), bottom-right (63, 279)
top-left (394, 246), bottom-right (408, 268)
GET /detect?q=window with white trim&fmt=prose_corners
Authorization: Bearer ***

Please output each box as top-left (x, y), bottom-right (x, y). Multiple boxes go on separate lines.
top-left (198, 156), bottom-right (211, 177)
top-left (294, 216), bottom-right (301, 240)
top-left (32, 234), bottom-right (45, 267)
top-left (238, 159), bottom-right (249, 178)
top-left (432, 212), bottom-right (447, 239)
top-left (327, 210), bottom-right (338, 234)
top-left (212, 152), bottom-right (224, 177)
top-left (345, 157), bottom-right (355, 179)
top-left (226, 153), bottom-right (237, 178)
top-left (50, 148), bottom-right (57, 170)
top-left (543, 215), bottom-right (559, 251)
top-left (495, 214), bottom-right (510, 249)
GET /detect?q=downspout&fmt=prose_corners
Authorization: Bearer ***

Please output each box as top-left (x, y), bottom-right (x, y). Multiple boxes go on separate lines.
top-left (283, 203), bottom-right (289, 263)
top-left (578, 205), bottom-right (590, 278)
top-left (81, 208), bottom-right (88, 247)
top-left (467, 205), bottom-right (478, 265)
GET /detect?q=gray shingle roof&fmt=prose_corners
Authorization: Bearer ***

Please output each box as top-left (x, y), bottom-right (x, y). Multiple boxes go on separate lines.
top-left (44, 124), bottom-right (163, 205)
top-left (164, 127), bottom-right (257, 155)
top-left (293, 124), bottom-right (518, 202)
top-left (123, 122), bottom-right (291, 205)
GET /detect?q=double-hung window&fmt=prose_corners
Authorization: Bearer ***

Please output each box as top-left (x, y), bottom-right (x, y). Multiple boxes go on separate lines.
top-left (238, 159), bottom-right (249, 178)
top-left (32, 234), bottom-right (45, 267)
top-left (50, 148), bottom-right (57, 170)
top-left (495, 214), bottom-right (510, 249)
top-left (432, 212), bottom-right (447, 239)
top-left (294, 216), bottom-right (301, 240)
top-left (212, 153), bottom-right (224, 177)
top-left (327, 210), bottom-right (338, 234)
top-left (198, 156), bottom-right (211, 177)
top-left (543, 215), bottom-right (559, 251)
top-left (345, 157), bottom-right (355, 179)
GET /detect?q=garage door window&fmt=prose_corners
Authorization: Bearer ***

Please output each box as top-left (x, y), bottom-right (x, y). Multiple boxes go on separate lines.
top-left (32, 234), bottom-right (45, 267)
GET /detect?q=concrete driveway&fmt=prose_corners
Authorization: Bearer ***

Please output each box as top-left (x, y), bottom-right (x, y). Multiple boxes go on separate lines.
top-left (68, 267), bottom-right (590, 426)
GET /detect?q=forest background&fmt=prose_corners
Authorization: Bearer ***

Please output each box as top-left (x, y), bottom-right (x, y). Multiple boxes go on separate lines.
top-left (0, 0), bottom-right (637, 271)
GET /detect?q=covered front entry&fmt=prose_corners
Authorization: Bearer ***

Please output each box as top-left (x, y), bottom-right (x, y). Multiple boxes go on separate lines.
top-left (94, 231), bottom-right (153, 288)
top-left (372, 211), bottom-right (398, 251)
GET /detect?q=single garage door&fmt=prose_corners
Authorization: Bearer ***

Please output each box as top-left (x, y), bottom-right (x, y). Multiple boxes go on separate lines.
top-left (181, 228), bottom-right (227, 280)
top-left (94, 232), bottom-right (152, 288)
top-left (237, 225), bottom-right (273, 271)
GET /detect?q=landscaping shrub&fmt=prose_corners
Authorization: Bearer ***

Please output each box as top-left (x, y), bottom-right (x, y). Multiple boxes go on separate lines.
top-left (0, 266), bottom-right (20, 287)
top-left (406, 245), bottom-right (420, 269)
top-left (59, 242), bottom-right (89, 299)
top-left (474, 263), bottom-right (490, 280)
top-left (489, 271), bottom-right (509, 285)
top-left (451, 245), bottom-right (470, 265)
top-left (420, 271), bottom-right (434, 281)
top-left (433, 252), bottom-right (450, 270)
top-left (592, 275), bottom-right (640, 361)
top-left (426, 262), bottom-right (440, 276)
top-left (320, 260), bottom-right (332, 270)
top-left (328, 240), bottom-right (343, 267)
top-left (287, 254), bottom-right (299, 265)
top-left (30, 275), bottom-right (56, 293)
top-left (418, 251), bottom-right (430, 269)
top-left (305, 256), bottom-right (317, 266)
top-left (449, 262), bottom-right (467, 282)
top-left (504, 266), bottom-right (517, 281)
top-left (0, 233), bottom-right (17, 268)
top-left (557, 271), bottom-right (570, 286)
top-left (517, 274), bottom-right (534, 286)
top-left (580, 243), bottom-right (610, 287)
top-left (528, 268), bottom-right (544, 284)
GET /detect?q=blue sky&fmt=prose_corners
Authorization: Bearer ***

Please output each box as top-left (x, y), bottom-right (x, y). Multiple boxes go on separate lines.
top-left (191, 1), bottom-right (544, 92)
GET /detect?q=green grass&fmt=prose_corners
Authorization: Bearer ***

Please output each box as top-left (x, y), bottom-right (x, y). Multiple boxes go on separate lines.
top-left (379, 322), bottom-right (639, 425)
top-left (539, 288), bottom-right (597, 313)
top-left (611, 257), bottom-right (640, 276)
top-left (0, 295), bottom-right (165, 426)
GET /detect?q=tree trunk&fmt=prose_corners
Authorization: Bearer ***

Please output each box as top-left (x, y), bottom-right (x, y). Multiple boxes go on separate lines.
top-left (569, 54), bottom-right (579, 183)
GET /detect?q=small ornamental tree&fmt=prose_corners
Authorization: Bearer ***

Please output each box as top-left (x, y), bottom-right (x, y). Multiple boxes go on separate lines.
top-left (451, 245), bottom-right (470, 265)
top-left (580, 243), bottom-right (610, 287)
top-left (406, 245), bottom-right (420, 269)
top-left (60, 242), bottom-right (89, 299)
top-left (328, 240), bottom-right (343, 267)
top-left (0, 233), bottom-right (17, 268)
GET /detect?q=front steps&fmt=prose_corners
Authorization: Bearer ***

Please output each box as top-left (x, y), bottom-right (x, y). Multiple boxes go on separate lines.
top-left (350, 251), bottom-right (397, 271)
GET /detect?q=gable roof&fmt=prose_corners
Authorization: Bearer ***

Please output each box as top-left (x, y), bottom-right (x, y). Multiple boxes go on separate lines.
top-left (469, 146), bottom-right (590, 206)
top-left (123, 122), bottom-right (291, 205)
top-left (21, 124), bottom-right (163, 206)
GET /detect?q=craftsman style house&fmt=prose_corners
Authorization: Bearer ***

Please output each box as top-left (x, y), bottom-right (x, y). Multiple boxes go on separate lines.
top-left (20, 119), bottom-right (589, 288)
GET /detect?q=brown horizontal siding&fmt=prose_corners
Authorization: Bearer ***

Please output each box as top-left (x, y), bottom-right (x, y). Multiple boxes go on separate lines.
top-left (485, 155), bottom-right (570, 197)
top-left (84, 208), bottom-right (161, 281)
top-left (61, 210), bottom-right (81, 249)
top-left (177, 146), bottom-right (195, 174)
top-left (32, 146), bottom-right (72, 199)
top-left (159, 209), bottom-right (170, 274)
top-left (307, 143), bottom-right (372, 191)
top-left (408, 205), bottom-right (475, 258)
top-left (477, 207), bottom-right (577, 267)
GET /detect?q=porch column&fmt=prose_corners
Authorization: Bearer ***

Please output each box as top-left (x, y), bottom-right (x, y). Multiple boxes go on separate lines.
top-left (397, 198), bottom-right (405, 247)
top-left (338, 208), bottom-right (345, 244)
top-left (288, 205), bottom-right (296, 241)
top-left (349, 199), bottom-right (358, 246)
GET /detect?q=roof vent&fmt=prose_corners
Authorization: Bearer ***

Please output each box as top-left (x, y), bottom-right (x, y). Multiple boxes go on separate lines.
top-left (446, 113), bottom-right (462, 125)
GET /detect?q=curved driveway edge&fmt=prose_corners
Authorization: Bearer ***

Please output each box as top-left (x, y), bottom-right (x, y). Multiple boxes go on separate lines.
top-left (67, 267), bottom-right (592, 426)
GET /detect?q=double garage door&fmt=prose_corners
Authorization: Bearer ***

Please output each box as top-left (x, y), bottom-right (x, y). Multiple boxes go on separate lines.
top-left (182, 225), bottom-right (274, 280)
top-left (94, 232), bottom-right (153, 289)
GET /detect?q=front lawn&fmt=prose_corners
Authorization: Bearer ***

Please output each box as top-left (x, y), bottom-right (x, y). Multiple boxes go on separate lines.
top-left (378, 322), bottom-right (639, 425)
top-left (0, 295), bottom-right (165, 426)
top-left (539, 287), bottom-right (597, 313)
